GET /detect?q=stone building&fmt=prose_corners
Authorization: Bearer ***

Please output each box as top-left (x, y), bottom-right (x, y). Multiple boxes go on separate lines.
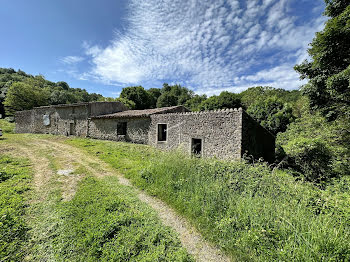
top-left (15, 102), bottom-right (275, 161)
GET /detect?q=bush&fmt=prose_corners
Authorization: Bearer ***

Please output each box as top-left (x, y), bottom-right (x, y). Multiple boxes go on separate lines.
top-left (284, 138), bottom-right (333, 183)
top-left (0, 119), bottom-right (15, 133)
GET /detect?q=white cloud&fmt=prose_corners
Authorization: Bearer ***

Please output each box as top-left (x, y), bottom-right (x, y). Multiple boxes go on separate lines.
top-left (60, 56), bottom-right (84, 65)
top-left (80, 0), bottom-right (325, 95)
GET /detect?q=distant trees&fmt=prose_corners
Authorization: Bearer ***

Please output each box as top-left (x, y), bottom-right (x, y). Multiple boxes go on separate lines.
top-left (4, 82), bottom-right (50, 115)
top-left (0, 68), bottom-right (103, 116)
top-left (247, 97), bottom-right (295, 135)
top-left (120, 86), bottom-right (151, 110)
top-left (156, 84), bottom-right (194, 108)
top-left (198, 91), bottom-right (241, 111)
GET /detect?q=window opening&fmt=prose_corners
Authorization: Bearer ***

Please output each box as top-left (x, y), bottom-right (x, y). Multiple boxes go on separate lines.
top-left (117, 122), bottom-right (127, 135)
top-left (158, 124), bottom-right (167, 141)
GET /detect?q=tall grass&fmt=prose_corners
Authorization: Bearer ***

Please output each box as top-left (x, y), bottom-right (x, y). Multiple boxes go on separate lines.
top-left (0, 119), bottom-right (15, 134)
top-left (68, 138), bottom-right (350, 261)
top-left (54, 176), bottom-right (193, 261)
top-left (0, 155), bottom-right (32, 261)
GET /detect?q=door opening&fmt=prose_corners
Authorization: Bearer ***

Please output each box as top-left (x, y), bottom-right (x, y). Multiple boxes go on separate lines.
top-left (191, 138), bottom-right (202, 156)
top-left (69, 123), bottom-right (75, 136)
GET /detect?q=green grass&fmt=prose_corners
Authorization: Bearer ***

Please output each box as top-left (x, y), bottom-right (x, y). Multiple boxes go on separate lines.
top-left (68, 137), bottom-right (350, 261)
top-left (54, 176), bottom-right (193, 261)
top-left (0, 119), bottom-right (15, 134)
top-left (0, 154), bottom-right (32, 261)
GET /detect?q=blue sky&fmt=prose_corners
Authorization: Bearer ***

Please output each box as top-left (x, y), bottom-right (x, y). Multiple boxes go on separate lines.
top-left (0, 0), bottom-right (326, 97)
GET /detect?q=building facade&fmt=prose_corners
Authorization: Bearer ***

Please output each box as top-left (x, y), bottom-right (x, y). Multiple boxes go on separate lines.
top-left (15, 102), bottom-right (275, 161)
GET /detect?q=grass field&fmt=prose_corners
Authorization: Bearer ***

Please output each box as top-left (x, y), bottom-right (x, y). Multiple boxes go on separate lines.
top-left (1, 123), bottom-right (349, 261)
top-left (0, 131), bottom-right (193, 261)
top-left (68, 137), bottom-right (350, 261)
top-left (0, 155), bottom-right (31, 261)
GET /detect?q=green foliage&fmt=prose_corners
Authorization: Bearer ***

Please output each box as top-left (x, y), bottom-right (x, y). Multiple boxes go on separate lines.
top-left (184, 94), bottom-right (207, 111)
top-left (68, 138), bottom-right (350, 261)
top-left (120, 86), bottom-right (151, 109)
top-left (325, 0), bottom-right (350, 17)
top-left (283, 138), bottom-right (333, 182)
top-left (247, 97), bottom-right (295, 134)
top-left (0, 68), bottom-right (103, 116)
top-left (4, 81), bottom-right (50, 115)
top-left (156, 84), bottom-right (194, 108)
top-left (240, 86), bottom-right (301, 109)
top-left (116, 97), bottom-right (136, 109)
top-left (0, 119), bottom-right (15, 133)
top-left (147, 88), bottom-right (162, 108)
top-left (55, 176), bottom-right (192, 261)
top-left (295, 3), bottom-right (350, 120)
top-left (198, 91), bottom-right (241, 111)
top-left (277, 112), bottom-right (350, 179)
top-left (0, 155), bottom-right (31, 261)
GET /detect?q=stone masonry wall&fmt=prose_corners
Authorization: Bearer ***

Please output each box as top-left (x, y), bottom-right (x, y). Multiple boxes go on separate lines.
top-left (241, 111), bottom-right (275, 163)
top-left (88, 118), bottom-right (150, 144)
top-left (149, 108), bottom-right (243, 160)
top-left (15, 110), bottom-right (34, 133)
top-left (15, 102), bottom-right (126, 137)
top-left (89, 102), bottom-right (128, 117)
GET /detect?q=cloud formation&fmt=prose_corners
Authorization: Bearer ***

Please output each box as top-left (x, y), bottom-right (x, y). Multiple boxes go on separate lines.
top-left (60, 56), bottom-right (84, 65)
top-left (83, 0), bottom-right (326, 95)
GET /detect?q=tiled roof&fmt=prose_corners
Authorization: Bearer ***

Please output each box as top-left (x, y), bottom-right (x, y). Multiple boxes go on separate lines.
top-left (91, 106), bottom-right (188, 119)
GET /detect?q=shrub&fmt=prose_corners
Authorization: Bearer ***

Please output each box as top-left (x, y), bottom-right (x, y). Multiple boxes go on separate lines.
top-left (284, 138), bottom-right (333, 183)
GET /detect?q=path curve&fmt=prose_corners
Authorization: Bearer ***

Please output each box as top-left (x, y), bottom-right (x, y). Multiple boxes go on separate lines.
top-left (11, 136), bottom-right (231, 262)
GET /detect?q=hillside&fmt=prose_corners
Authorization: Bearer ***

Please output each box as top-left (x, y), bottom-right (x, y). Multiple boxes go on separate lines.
top-left (0, 68), bottom-right (103, 117)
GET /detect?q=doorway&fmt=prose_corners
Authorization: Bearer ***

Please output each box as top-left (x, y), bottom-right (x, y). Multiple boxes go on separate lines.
top-left (69, 123), bottom-right (75, 136)
top-left (191, 138), bottom-right (202, 156)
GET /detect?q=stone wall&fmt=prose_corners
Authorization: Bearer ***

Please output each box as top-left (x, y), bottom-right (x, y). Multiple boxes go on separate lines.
top-left (88, 117), bottom-right (151, 144)
top-left (15, 110), bottom-right (34, 133)
top-left (15, 102), bottom-right (126, 137)
top-left (241, 111), bottom-right (275, 163)
top-left (149, 109), bottom-right (243, 160)
top-left (89, 102), bottom-right (128, 117)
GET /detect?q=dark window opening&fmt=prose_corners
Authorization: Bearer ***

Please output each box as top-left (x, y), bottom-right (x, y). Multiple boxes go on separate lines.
top-left (158, 124), bottom-right (167, 141)
top-left (191, 138), bottom-right (202, 156)
top-left (117, 122), bottom-right (127, 135)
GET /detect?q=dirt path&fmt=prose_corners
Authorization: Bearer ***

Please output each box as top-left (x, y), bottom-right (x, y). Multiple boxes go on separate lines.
top-left (5, 136), bottom-right (230, 262)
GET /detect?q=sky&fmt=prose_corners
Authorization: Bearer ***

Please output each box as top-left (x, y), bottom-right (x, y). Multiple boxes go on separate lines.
top-left (0, 0), bottom-right (327, 97)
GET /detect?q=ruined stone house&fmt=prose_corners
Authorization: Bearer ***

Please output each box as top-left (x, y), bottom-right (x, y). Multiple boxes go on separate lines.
top-left (15, 101), bottom-right (275, 161)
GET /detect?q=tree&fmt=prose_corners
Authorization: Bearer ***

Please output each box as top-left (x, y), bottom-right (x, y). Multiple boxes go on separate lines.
top-left (116, 97), bottom-right (136, 109)
top-left (247, 97), bottom-right (295, 135)
top-left (198, 91), bottom-right (241, 111)
top-left (184, 94), bottom-right (207, 111)
top-left (156, 83), bottom-right (194, 108)
top-left (294, 1), bottom-right (350, 120)
top-left (240, 86), bottom-right (301, 109)
top-left (4, 81), bottom-right (50, 115)
top-left (120, 86), bottom-right (151, 109)
top-left (56, 81), bottom-right (70, 90)
top-left (147, 88), bottom-right (162, 108)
